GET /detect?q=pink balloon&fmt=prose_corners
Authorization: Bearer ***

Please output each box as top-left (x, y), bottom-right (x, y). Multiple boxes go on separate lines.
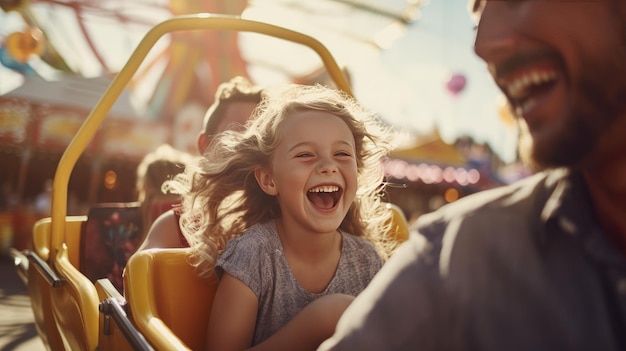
top-left (446, 73), bottom-right (467, 96)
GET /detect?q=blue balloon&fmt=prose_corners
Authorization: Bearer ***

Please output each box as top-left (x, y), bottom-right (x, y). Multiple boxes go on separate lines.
top-left (0, 47), bottom-right (37, 76)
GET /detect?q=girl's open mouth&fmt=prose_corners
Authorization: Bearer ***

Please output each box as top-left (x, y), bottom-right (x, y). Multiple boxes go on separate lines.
top-left (307, 185), bottom-right (342, 210)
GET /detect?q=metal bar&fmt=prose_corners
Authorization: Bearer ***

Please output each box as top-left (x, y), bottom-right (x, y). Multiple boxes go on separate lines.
top-left (25, 250), bottom-right (65, 288)
top-left (99, 298), bottom-right (154, 351)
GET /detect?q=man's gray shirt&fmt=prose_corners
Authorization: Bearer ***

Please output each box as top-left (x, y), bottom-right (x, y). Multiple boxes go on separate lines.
top-left (320, 168), bottom-right (626, 351)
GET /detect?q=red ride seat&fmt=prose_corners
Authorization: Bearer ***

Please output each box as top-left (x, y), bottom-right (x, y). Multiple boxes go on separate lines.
top-left (80, 202), bottom-right (144, 293)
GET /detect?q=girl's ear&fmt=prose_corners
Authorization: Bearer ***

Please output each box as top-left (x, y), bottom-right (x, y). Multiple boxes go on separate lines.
top-left (254, 167), bottom-right (278, 195)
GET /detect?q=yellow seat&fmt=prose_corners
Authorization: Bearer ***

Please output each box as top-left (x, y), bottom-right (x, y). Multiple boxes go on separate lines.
top-left (25, 249), bottom-right (66, 351)
top-left (27, 210), bottom-right (143, 351)
top-left (385, 202), bottom-right (410, 245)
top-left (124, 248), bottom-right (219, 351)
top-left (96, 278), bottom-right (153, 351)
top-left (50, 242), bottom-right (99, 351)
top-left (24, 216), bottom-right (86, 351)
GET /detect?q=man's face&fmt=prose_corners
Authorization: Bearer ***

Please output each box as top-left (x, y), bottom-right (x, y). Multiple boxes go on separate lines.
top-left (472, 0), bottom-right (626, 169)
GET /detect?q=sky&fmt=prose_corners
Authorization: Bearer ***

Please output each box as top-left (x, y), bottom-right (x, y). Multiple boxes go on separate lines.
top-left (241, 0), bottom-right (519, 162)
top-left (352, 0), bottom-right (518, 163)
top-left (0, 0), bottom-right (518, 163)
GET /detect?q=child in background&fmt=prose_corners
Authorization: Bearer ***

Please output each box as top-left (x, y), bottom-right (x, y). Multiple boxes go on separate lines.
top-left (167, 84), bottom-right (397, 351)
top-left (135, 143), bottom-right (193, 241)
top-left (137, 76), bottom-right (263, 251)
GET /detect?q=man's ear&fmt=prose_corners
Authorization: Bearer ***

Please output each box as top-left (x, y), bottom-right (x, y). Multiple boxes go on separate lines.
top-left (254, 167), bottom-right (278, 195)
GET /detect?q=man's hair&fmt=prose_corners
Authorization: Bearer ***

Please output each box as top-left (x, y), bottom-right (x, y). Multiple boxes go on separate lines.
top-left (202, 76), bottom-right (264, 136)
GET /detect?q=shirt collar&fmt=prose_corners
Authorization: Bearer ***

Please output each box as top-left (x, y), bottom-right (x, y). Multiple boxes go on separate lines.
top-left (539, 169), bottom-right (625, 266)
top-left (540, 168), bottom-right (594, 237)
top-left (541, 169), bottom-right (591, 235)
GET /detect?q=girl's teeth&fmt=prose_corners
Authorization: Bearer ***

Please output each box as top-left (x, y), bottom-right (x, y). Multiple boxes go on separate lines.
top-left (309, 185), bottom-right (339, 193)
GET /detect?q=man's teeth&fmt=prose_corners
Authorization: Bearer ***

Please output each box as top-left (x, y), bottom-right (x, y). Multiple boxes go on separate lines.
top-left (308, 185), bottom-right (339, 193)
top-left (505, 70), bottom-right (556, 99)
top-left (516, 98), bottom-right (537, 116)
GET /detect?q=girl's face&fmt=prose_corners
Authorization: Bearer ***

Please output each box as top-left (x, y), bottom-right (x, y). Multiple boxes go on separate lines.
top-left (255, 110), bottom-right (358, 236)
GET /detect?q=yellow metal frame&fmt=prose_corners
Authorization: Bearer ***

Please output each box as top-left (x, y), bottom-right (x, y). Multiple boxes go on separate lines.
top-left (49, 13), bottom-right (353, 262)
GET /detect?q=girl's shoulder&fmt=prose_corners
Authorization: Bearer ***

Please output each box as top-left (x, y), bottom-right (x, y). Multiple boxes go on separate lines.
top-left (216, 222), bottom-right (280, 296)
top-left (217, 222), bottom-right (279, 277)
top-left (223, 221), bottom-right (279, 253)
top-left (340, 231), bottom-right (379, 257)
top-left (334, 231), bottom-right (383, 286)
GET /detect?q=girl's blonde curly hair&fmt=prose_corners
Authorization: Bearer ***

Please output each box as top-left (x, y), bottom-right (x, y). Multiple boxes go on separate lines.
top-left (166, 84), bottom-right (399, 277)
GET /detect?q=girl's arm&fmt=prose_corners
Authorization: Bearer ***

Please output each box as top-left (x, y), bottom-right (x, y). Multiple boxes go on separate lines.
top-left (137, 210), bottom-right (181, 250)
top-left (250, 294), bottom-right (354, 351)
top-left (205, 272), bottom-right (258, 351)
top-left (206, 273), bottom-right (353, 351)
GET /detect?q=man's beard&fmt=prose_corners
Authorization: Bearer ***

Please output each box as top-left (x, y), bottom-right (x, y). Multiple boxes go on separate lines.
top-left (517, 55), bottom-right (626, 171)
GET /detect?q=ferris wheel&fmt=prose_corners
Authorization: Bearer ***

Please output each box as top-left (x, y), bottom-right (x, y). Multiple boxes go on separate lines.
top-left (0, 0), bottom-right (254, 122)
top-left (1, 0), bottom-right (419, 122)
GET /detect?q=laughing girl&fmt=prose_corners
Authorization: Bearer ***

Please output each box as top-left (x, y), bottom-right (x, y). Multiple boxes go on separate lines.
top-left (167, 83), bottom-right (397, 351)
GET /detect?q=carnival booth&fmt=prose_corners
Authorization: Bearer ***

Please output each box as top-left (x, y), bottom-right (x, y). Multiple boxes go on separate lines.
top-left (0, 74), bottom-right (171, 251)
top-left (384, 132), bottom-right (507, 225)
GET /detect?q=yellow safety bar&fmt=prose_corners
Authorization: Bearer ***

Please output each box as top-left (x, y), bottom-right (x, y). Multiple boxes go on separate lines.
top-left (49, 13), bottom-right (353, 260)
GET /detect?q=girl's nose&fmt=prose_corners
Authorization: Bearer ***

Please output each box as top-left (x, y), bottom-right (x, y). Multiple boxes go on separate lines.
top-left (318, 158), bottom-right (338, 174)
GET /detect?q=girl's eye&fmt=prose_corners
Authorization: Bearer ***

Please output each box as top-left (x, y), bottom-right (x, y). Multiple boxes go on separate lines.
top-left (335, 151), bottom-right (352, 157)
top-left (296, 153), bottom-right (313, 158)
